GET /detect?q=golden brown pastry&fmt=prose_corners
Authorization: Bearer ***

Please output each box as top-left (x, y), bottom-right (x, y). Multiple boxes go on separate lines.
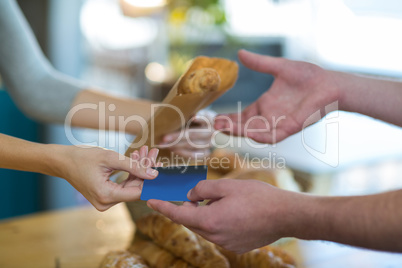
top-left (129, 238), bottom-right (194, 268)
top-left (207, 149), bottom-right (249, 177)
top-left (206, 170), bottom-right (222, 180)
top-left (180, 68), bottom-right (221, 94)
top-left (136, 213), bottom-right (229, 268)
top-left (228, 169), bottom-right (278, 187)
top-left (207, 149), bottom-right (238, 176)
top-left (206, 149), bottom-right (278, 186)
top-left (99, 250), bottom-right (149, 268)
top-left (218, 246), bottom-right (297, 268)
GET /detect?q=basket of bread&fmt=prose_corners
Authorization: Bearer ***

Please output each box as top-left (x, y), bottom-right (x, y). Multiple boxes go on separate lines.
top-left (100, 211), bottom-right (297, 268)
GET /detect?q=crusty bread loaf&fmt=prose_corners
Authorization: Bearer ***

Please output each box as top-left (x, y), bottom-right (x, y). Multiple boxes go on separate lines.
top-left (99, 250), bottom-right (149, 268)
top-left (207, 149), bottom-right (245, 177)
top-left (207, 149), bottom-right (278, 186)
top-left (129, 239), bottom-right (194, 268)
top-left (136, 213), bottom-right (229, 268)
top-left (180, 68), bottom-right (221, 94)
top-left (218, 245), bottom-right (296, 268)
top-left (207, 149), bottom-right (302, 193)
top-left (228, 169), bottom-right (278, 187)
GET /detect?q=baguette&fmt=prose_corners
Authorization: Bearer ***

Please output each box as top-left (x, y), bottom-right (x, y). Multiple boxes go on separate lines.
top-left (179, 68), bottom-right (221, 94)
top-left (129, 239), bottom-right (194, 268)
top-left (229, 169), bottom-right (278, 187)
top-left (99, 250), bottom-right (149, 268)
top-left (136, 213), bottom-right (229, 268)
top-left (218, 245), bottom-right (297, 268)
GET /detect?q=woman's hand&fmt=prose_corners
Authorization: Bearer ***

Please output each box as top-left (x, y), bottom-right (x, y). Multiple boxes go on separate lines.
top-left (159, 109), bottom-right (216, 158)
top-left (61, 145), bottom-right (161, 211)
top-left (0, 134), bottom-right (161, 212)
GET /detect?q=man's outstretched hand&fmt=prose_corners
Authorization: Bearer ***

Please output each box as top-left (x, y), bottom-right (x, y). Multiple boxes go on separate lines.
top-left (214, 50), bottom-right (340, 144)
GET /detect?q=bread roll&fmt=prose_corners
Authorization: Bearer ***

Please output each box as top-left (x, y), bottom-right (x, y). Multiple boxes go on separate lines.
top-left (180, 68), bottom-right (221, 94)
top-left (218, 245), bottom-right (296, 268)
top-left (206, 170), bottom-right (222, 180)
top-left (228, 169), bottom-right (278, 187)
top-left (129, 239), bottom-right (194, 268)
top-left (136, 213), bottom-right (229, 268)
top-left (207, 149), bottom-right (246, 177)
top-left (99, 250), bottom-right (149, 268)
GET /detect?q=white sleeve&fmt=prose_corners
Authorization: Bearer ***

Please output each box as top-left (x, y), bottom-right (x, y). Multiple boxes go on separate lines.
top-left (0, 0), bottom-right (85, 124)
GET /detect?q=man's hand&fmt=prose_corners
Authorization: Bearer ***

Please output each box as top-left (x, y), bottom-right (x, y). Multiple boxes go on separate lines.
top-left (63, 145), bottom-right (162, 211)
top-left (214, 50), bottom-right (340, 144)
top-left (147, 179), bottom-right (307, 254)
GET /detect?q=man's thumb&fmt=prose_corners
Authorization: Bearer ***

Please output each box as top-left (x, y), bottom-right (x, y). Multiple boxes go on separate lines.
top-left (238, 49), bottom-right (282, 75)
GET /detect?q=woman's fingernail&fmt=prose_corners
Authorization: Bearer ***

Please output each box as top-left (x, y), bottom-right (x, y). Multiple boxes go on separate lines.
top-left (146, 168), bottom-right (158, 176)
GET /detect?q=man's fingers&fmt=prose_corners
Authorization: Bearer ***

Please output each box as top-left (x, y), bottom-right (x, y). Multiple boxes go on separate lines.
top-left (214, 113), bottom-right (248, 137)
top-left (215, 103), bottom-right (270, 139)
top-left (214, 113), bottom-right (239, 134)
top-left (187, 180), bottom-right (226, 202)
top-left (247, 127), bottom-right (289, 144)
top-left (147, 199), bottom-right (200, 227)
top-left (238, 49), bottom-right (283, 75)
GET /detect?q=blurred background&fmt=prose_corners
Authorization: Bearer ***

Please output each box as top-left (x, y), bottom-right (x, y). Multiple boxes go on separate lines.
top-left (1, 0), bottom-right (402, 219)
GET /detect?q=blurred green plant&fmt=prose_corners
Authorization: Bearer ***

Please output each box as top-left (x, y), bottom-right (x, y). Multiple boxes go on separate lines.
top-left (166, 0), bottom-right (227, 75)
top-left (169, 51), bottom-right (193, 78)
top-left (168, 0), bottom-right (226, 26)
top-left (186, 0), bottom-right (220, 10)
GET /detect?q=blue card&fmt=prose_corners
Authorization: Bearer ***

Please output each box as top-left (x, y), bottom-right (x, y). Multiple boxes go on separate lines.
top-left (141, 165), bottom-right (208, 201)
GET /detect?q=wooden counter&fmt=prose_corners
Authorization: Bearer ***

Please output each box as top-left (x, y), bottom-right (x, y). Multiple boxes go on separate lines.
top-left (1, 204), bottom-right (402, 268)
top-left (0, 204), bottom-right (134, 268)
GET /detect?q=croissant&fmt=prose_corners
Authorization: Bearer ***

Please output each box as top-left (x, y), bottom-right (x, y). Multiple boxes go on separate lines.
top-left (180, 68), bottom-right (221, 94)
top-left (129, 238), bottom-right (194, 268)
top-left (99, 250), bottom-right (149, 268)
top-left (207, 149), bottom-right (257, 178)
top-left (207, 149), bottom-right (239, 177)
top-left (136, 213), bottom-right (229, 268)
top-left (218, 245), bottom-right (297, 268)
